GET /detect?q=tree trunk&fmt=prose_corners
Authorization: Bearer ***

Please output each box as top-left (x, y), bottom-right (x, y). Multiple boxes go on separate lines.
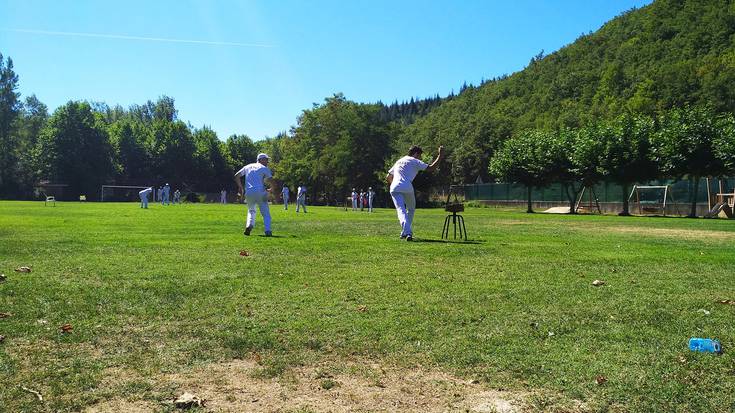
top-left (688, 175), bottom-right (700, 218)
top-left (526, 186), bottom-right (534, 213)
top-left (619, 183), bottom-right (631, 216)
top-left (564, 183), bottom-right (577, 214)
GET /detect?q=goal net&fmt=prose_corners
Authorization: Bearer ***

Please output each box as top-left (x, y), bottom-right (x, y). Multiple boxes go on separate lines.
top-left (101, 185), bottom-right (153, 202)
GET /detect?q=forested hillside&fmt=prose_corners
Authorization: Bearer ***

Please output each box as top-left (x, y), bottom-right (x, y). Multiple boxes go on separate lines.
top-left (401, 0), bottom-right (735, 183)
top-left (1, 0), bottom-right (733, 202)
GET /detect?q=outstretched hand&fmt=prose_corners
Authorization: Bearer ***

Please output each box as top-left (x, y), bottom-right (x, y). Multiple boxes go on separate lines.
top-left (438, 145), bottom-right (445, 158)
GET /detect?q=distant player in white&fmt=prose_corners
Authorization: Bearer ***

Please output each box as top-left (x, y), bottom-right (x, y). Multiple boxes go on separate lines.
top-left (235, 153), bottom-right (273, 236)
top-left (139, 187), bottom-right (153, 209)
top-left (163, 183), bottom-right (171, 205)
top-left (173, 189), bottom-right (181, 204)
top-left (367, 187), bottom-right (375, 213)
top-left (296, 185), bottom-right (307, 213)
top-left (351, 188), bottom-right (358, 211)
top-left (281, 185), bottom-right (290, 210)
top-left (386, 145), bottom-right (444, 241)
top-left (220, 189), bottom-right (227, 204)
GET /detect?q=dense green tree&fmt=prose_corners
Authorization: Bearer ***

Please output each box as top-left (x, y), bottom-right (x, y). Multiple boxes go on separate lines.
top-left (277, 94), bottom-right (394, 203)
top-left (35, 101), bottom-right (113, 199)
top-left (193, 126), bottom-right (229, 191)
top-left (226, 134), bottom-right (259, 170)
top-left (652, 106), bottom-right (725, 217)
top-left (489, 129), bottom-right (558, 213)
top-left (543, 129), bottom-right (581, 213)
top-left (108, 119), bottom-right (150, 183)
top-left (148, 119), bottom-right (197, 187)
top-left (714, 113), bottom-right (735, 176)
top-left (15, 95), bottom-right (49, 195)
top-left (597, 113), bottom-right (658, 215)
top-left (0, 53), bottom-right (21, 197)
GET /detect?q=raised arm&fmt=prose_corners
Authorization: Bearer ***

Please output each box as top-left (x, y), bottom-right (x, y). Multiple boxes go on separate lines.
top-left (424, 146), bottom-right (445, 173)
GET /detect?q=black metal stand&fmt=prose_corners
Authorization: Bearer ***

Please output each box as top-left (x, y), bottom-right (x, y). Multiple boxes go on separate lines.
top-left (441, 211), bottom-right (467, 240)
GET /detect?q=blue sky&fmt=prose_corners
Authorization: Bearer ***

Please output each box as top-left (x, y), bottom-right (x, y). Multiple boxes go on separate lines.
top-left (1, 0), bottom-right (651, 140)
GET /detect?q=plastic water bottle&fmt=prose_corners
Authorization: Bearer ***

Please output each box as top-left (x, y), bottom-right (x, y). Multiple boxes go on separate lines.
top-left (688, 338), bottom-right (722, 354)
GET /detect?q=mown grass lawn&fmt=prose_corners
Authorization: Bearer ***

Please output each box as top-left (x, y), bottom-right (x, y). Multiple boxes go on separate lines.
top-left (1, 201), bottom-right (734, 412)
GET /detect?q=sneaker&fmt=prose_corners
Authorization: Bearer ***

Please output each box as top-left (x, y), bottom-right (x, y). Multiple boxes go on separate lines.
top-left (405, 235), bottom-right (413, 242)
top-left (244, 226), bottom-right (252, 236)
top-left (400, 234), bottom-right (407, 239)
top-left (265, 231), bottom-right (273, 237)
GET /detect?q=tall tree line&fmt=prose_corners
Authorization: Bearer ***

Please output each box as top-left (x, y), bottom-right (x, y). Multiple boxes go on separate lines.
top-left (0, 53), bottom-right (262, 200)
top-left (2, 0), bottom-right (734, 203)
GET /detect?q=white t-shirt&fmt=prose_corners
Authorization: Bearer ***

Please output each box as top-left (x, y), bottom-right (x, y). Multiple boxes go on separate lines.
top-left (235, 163), bottom-right (273, 193)
top-left (297, 186), bottom-right (306, 198)
top-left (139, 187), bottom-right (152, 196)
top-left (388, 156), bottom-right (428, 193)
top-left (281, 186), bottom-right (289, 195)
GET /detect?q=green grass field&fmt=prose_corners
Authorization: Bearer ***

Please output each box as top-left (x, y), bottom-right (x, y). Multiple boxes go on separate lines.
top-left (1, 201), bottom-right (735, 412)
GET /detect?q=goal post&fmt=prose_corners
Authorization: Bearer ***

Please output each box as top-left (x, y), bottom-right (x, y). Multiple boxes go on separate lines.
top-left (101, 185), bottom-right (152, 202)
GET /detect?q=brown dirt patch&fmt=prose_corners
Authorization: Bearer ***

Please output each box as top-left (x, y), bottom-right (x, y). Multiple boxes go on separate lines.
top-left (602, 226), bottom-right (734, 241)
top-left (85, 400), bottom-right (158, 413)
top-left (86, 358), bottom-right (526, 412)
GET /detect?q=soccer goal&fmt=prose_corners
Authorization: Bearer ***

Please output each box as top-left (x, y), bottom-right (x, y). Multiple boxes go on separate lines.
top-left (100, 185), bottom-right (152, 202)
top-left (628, 185), bottom-right (680, 216)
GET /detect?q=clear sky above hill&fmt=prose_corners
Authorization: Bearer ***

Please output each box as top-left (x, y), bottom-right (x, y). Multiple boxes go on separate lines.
top-left (1, 0), bottom-right (651, 140)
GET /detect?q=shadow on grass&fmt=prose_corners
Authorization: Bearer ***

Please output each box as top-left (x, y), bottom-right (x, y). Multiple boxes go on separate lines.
top-left (412, 238), bottom-right (484, 245)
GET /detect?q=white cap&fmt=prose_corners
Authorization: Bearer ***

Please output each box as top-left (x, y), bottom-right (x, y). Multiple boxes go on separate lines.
top-left (257, 153), bottom-right (269, 161)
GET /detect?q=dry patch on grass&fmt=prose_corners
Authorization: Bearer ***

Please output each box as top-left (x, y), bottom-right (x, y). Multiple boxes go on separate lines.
top-left (85, 399), bottom-right (159, 413)
top-left (601, 225), bottom-right (734, 241)
top-left (86, 358), bottom-right (527, 412)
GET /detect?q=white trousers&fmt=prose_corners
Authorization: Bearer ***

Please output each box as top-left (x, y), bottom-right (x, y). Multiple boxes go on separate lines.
top-left (245, 191), bottom-right (271, 232)
top-left (140, 194), bottom-right (148, 208)
top-left (368, 197), bottom-right (374, 212)
top-left (296, 195), bottom-right (307, 212)
top-left (390, 191), bottom-right (416, 237)
top-left (352, 198), bottom-right (357, 210)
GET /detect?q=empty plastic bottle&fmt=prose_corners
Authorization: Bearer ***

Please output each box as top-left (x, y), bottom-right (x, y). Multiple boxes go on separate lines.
top-left (688, 338), bottom-right (722, 354)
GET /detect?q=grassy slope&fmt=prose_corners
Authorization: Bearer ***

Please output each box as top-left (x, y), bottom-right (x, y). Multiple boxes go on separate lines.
top-left (1, 201), bottom-right (734, 412)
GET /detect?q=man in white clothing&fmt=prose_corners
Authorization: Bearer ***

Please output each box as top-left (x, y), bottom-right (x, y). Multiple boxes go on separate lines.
top-left (351, 188), bottom-right (358, 211)
top-left (163, 183), bottom-right (171, 205)
top-left (367, 187), bottom-right (375, 213)
top-left (234, 153), bottom-right (274, 236)
top-left (386, 145), bottom-right (444, 241)
top-left (139, 187), bottom-right (153, 209)
top-left (281, 185), bottom-right (290, 210)
top-left (296, 185), bottom-right (307, 213)
top-left (220, 189), bottom-right (227, 204)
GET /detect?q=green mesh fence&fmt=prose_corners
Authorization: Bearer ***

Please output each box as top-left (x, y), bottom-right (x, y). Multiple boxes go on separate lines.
top-left (461, 178), bottom-right (735, 203)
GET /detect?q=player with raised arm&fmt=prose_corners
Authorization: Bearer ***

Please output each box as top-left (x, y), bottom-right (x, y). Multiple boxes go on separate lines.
top-left (386, 145), bottom-right (444, 241)
top-left (234, 153), bottom-right (274, 236)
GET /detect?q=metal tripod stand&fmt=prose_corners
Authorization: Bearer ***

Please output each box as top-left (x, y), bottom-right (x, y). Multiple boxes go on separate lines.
top-left (441, 185), bottom-right (467, 240)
